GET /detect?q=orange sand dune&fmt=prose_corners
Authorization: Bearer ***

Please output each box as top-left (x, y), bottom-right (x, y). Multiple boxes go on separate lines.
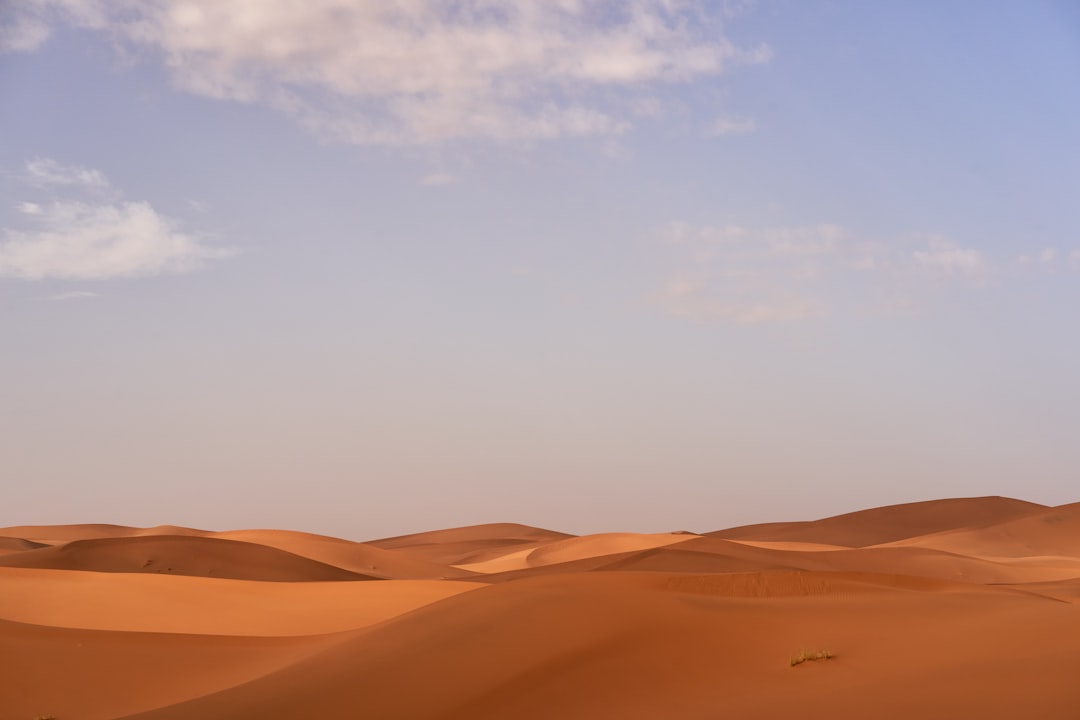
top-left (766, 544), bottom-right (1080, 584)
top-left (709, 495), bottom-right (1046, 547)
top-left (0, 534), bottom-right (375, 581)
top-left (999, 577), bottom-right (1080, 603)
top-left (576, 536), bottom-right (1080, 584)
top-left (0, 535), bottom-right (47, 553)
top-left (3, 496), bottom-right (1079, 719)
top-left (0, 524), bottom-right (474, 579)
top-left (120, 570), bottom-right (1080, 720)
top-left (456, 532), bottom-right (696, 573)
top-left (209, 528), bottom-right (476, 579)
top-left (880, 501), bottom-right (1080, 558)
top-left (463, 536), bottom-right (786, 583)
top-left (0, 523), bottom-right (209, 544)
top-left (0, 617), bottom-right (341, 720)
top-left (367, 522), bottom-right (574, 565)
top-left (0, 567), bottom-right (478, 635)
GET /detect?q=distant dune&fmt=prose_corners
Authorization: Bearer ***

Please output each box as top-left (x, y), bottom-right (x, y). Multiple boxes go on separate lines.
top-left (708, 496), bottom-right (1047, 547)
top-left (2, 496), bottom-right (1078, 719)
top-left (0, 535), bottom-right (375, 582)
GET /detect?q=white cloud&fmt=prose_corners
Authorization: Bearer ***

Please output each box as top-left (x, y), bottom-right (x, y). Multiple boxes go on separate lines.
top-left (765, 224), bottom-right (845, 257)
top-left (419, 172), bottom-right (455, 186)
top-left (0, 7), bottom-right (50, 52)
top-left (652, 223), bottom-right (1007, 326)
top-left (653, 222), bottom-right (853, 325)
top-left (1, 158), bottom-right (232, 280)
top-left (662, 221), bottom-right (747, 246)
top-left (1019, 247), bottom-right (1060, 270)
top-left (17, 202), bottom-right (43, 215)
top-left (46, 290), bottom-right (98, 301)
top-left (26, 157), bottom-right (110, 190)
top-left (662, 284), bottom-right (822, 326)
top-left (709, 115), bottom-right (755, 136)
top-left (5, 1), bottom-right (768, 145)
top-left (0, 0), bottom-right (106, 52)
top-left (912, 237), bottom-right (985, 278)
top-left (632, 97), bottom-right (664, 118)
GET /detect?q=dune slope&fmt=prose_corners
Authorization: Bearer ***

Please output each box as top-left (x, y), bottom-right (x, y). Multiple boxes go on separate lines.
top-left (120, 571), bottom-right (1080, 720)
top-left (709, 496), bottom-right (1047, 547)
top-left (0, 535), bottom-right (376, 582)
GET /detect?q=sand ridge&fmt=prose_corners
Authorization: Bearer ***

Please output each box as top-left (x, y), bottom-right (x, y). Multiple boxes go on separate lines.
top-left (708, 496), bottom-right (1048, 547)
top-left (0, 534), bottom-right (378, 582)
top-left (0, 567), bottom-right (479, 635)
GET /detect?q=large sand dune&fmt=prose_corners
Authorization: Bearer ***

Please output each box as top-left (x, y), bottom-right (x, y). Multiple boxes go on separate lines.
top-left (708, 496), bottom-right (1047, 547)
top-left (2, 495), bottom-right (1078, 719)
top-left (0, 535), bottom-right (376, 582)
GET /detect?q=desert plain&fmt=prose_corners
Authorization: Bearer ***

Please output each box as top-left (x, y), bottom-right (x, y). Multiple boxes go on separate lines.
top-left (2, 495), bottom-right (1079, 719)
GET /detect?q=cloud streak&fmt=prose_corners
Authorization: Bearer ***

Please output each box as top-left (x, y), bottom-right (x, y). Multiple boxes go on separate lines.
top-left (654, 222), bottom-right (992, 325)
top-left (1, 159), bottom-right (232, 280)
top-left (912, 237), bottom-right (985, 279)
top-left (3, 0), bottom-right (768, 145)
top-left (45, 290), bottom-right (99, 301)
top-left (709, 115), bottom-right (755, 136)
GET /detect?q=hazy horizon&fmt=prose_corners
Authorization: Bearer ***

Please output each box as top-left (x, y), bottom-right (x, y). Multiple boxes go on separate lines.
top-left (2, 1), bottom-right (1078, 540)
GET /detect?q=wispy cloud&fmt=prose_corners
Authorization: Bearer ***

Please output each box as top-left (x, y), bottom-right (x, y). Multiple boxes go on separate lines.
top-left (25, 157), bottom-right (110, 190)
top-left (3, 1), bottom-right (769, 145)
top-left (1018, 247), bottom-right (1066, 270)
top-left (652, 222), bottom-right (994, 325)
top-left (1, 159), bottom-right (233, 280)
top-left (45, 290), bottom-right (98, 301)
top-left (420, 172), bottom-right (456, 187)
top-left (662, 287), bottom-right (822, 326)
top-left (912, 236), bottom-right (985, 279)
top-left (654, 222), bottom-right (847, 325)
top-left (709, 115), bottom-right (756, 136)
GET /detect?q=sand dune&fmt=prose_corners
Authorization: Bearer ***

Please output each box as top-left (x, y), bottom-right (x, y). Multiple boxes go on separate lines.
top-left (120, 570), bottom-right (1080, 720)
top-left (0, 535), bottom-right (375, 581)
top-left (0, 523), bottom-right (209, 544)
top-left (209, 528), bottom-right (476, 579)
top-left (880, 501), bottom-right (1080, 557)
top-left (456, 532), bottom-right (696, 573)
top-left (0, 617), bottom-right (340, 720)
top-left (368, 522), bottom-right (574, 565)
top-left (0, 567), bottom-right (478, 635)
top-left (709, 496), bottom-right (1047, 547)
top-left (3, 495), bottom-right (1079, 719)
top-left (0, 535), bottom-right (47, 553)
top-left (0, 524), bottom-right (473, 579)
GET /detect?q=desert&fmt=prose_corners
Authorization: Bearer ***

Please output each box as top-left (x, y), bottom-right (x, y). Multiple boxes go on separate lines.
top-left (5, 3), bottom-right (1078, 719)
top-left (2, 496), bottom-right (1079, 719)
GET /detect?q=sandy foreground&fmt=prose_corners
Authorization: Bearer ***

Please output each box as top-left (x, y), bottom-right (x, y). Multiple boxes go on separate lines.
top-left (2, 496), bottom-right (1078, 719)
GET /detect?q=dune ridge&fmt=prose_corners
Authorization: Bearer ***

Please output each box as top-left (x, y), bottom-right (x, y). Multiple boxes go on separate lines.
top-left (0, 534), bottom-right (377, 582)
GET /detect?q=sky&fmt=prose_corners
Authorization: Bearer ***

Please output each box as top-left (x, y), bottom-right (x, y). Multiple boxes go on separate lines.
top-left (1, 1), bottom-right (1079, 540)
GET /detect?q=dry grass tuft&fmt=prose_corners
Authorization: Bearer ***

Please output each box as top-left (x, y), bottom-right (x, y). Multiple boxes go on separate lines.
top-left (789, 648), bottom-right (834, 667)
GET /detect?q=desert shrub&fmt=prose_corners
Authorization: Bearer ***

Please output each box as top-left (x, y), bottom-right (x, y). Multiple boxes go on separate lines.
top-left (789, 648), bottom-right (834, 667)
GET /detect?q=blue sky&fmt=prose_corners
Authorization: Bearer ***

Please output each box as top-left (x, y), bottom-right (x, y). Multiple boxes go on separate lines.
top-left (1, 1), bottom-right (1078, 538)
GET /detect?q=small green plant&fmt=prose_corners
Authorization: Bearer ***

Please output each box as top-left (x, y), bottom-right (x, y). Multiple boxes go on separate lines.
top-left (789, 648), bottom-right (834, 667)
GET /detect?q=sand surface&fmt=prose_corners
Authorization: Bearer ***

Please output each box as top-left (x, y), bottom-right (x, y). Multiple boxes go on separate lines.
top-left (2, 495), bottom-right (1078, 719)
